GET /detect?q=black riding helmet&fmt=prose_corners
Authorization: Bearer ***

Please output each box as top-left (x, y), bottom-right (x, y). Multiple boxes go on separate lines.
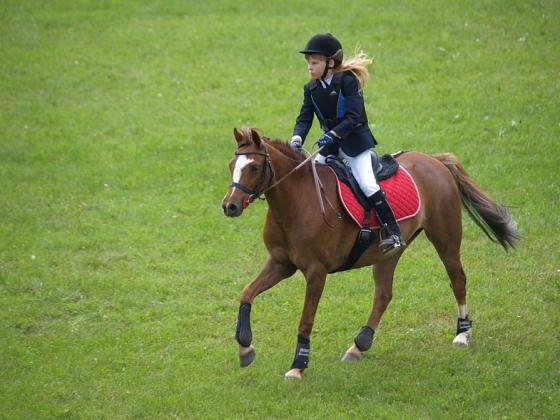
top-left (300, 33), bottom-right (343, 79)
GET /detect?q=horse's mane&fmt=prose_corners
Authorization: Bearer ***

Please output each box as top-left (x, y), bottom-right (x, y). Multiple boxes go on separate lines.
top-left (239, 127), bottom-right (305, 163)
top-left (263, 137), bottom-right (305, 163)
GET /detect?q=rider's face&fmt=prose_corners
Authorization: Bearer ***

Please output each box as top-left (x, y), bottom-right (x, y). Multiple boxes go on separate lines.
top-left (305, 54), bottom-right (332, 79)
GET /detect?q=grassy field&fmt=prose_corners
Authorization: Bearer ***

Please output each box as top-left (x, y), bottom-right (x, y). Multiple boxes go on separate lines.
top-left (1, 0), bottom-right (559, 418)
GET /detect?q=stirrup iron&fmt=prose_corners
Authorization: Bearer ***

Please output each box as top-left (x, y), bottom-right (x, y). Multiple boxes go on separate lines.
top-left (378, 225), bottom-right (404, 253)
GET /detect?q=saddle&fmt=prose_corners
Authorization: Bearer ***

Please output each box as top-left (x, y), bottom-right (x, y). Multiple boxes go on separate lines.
top-left (326, 151), bottom-right (401, 210)
top-left (325, 151), bottom-right (420, 272)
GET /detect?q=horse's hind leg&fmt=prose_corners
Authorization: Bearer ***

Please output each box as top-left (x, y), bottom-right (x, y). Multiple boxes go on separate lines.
top-left (342, 254), bottom-right (402, 362)
top-left (236, 256), bottom-right (297, 367)
top-left (425, 230), bottom-right (473, 347)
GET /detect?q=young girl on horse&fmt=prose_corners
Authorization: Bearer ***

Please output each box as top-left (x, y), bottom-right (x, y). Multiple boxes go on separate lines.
top-left (291, 33), bottom-right (405, 250)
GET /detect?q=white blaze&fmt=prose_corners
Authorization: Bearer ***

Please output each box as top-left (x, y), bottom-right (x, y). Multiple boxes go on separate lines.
top-left (230, 155), bottom-right (254, 193)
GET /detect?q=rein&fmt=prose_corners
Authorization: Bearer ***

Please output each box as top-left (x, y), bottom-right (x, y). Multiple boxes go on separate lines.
top-left (308, 147), bottom-right (342, 228)
top-left (261, 146), bottom-right (323, 194)
top-left (231, 141), bottom-right (341, 227)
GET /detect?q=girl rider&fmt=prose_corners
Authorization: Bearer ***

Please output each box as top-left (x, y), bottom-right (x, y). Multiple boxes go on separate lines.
top-left (291, 33), bottom-right (405, 251)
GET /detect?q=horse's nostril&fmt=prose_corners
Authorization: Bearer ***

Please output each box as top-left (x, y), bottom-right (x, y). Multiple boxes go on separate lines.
top-left (223, 202), bottom-right (238, 216)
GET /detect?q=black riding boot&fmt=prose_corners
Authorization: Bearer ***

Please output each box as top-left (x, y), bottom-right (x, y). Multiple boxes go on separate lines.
top-left (368, 190), bottom-right (406, 252)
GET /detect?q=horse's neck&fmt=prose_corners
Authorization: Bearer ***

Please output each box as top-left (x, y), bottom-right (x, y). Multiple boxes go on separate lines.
top-left (266, 149), bottom-right (317, 213)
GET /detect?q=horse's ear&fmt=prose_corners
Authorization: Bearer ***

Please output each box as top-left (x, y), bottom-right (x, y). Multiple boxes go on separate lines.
top-left (233, 127), bottom-right (243, 145)
top-left (250, 128), bottom-right (262, 147)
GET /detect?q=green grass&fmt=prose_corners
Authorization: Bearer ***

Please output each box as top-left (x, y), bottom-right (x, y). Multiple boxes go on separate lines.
top-left (1, 0), bottom-right (558, 418)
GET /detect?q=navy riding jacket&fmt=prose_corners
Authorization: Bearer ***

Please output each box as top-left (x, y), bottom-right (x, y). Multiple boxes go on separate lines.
top-left (293, 71), bottom-right (377, 157)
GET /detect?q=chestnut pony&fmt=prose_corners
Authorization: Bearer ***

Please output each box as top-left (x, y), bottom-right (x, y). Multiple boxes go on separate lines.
top-left (221, 127), bottom-right (520, 379)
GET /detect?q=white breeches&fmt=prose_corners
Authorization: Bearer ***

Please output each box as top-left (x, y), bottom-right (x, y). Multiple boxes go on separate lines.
top-left (316, 149), bottom-right (380, 197)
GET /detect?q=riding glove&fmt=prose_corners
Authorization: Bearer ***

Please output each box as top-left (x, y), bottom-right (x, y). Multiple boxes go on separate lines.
top-left (290, 136), bottom-right (302, 149)
top-left (318, 132), bottom-right (336, 147)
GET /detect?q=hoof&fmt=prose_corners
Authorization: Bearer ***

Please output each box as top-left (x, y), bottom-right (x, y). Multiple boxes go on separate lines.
top-left (341, 343), bottom-right (362, 362)
top-left (239, 345), bottom-right (256, 367)
top-left (284, 368), bottom-right (303, 380)
top-left (452, 330), bottom-right (471, 347)
top-left (341, 351), bottom-right (361, 362)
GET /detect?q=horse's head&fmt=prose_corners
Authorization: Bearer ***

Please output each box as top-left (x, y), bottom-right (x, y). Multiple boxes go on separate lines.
top-left (221, 127), bottom-right (273, 217)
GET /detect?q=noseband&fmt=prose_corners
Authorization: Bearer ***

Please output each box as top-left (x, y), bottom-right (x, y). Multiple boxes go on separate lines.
top-left (229, 143), bottom-right (274, 208)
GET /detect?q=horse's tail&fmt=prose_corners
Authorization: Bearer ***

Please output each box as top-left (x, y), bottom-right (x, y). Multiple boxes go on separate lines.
top-left (433, 153), bottom-right (521, 250)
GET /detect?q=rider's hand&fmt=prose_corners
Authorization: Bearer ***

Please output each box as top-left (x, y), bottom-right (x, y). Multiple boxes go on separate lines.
top-left (290, 136), bottom-right (302, 149)
top-left (318, 132), bottom-right (336, 147)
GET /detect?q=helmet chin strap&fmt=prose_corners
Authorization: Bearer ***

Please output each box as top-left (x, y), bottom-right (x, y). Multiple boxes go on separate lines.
top-left (321, 59), bottom-right (334, 80)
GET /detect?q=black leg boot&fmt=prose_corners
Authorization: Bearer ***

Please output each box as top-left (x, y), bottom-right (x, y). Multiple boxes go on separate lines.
top-left (368, 190), bottom-right (406, 252)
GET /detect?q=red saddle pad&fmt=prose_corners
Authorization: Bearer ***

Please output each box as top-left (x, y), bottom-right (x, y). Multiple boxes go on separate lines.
top-left (328, 166), bottom-right (421, 229)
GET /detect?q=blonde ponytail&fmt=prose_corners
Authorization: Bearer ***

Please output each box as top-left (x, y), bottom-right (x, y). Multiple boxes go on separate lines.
top-left (334, 44), bottom-right (372, 92)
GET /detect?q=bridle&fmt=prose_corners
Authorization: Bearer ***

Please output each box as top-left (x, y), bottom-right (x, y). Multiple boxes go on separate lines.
top-left (229, 140), bottom-right (341, 227)
top-left (229, 142), bottom-right (274, 209)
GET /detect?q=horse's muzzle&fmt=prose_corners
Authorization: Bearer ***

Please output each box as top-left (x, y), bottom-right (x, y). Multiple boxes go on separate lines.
top-left (222, 201), bottom-right (242, 217)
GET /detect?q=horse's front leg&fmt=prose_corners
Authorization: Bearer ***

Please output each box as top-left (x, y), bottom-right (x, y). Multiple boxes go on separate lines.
top-left (236, 256), bottom-right (296, 368)
top-left (285, 266), bottom-right (328, 380)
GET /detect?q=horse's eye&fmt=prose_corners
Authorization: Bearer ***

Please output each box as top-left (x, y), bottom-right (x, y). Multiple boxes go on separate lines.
top-left (250, 164), bottom-right (260, 174)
